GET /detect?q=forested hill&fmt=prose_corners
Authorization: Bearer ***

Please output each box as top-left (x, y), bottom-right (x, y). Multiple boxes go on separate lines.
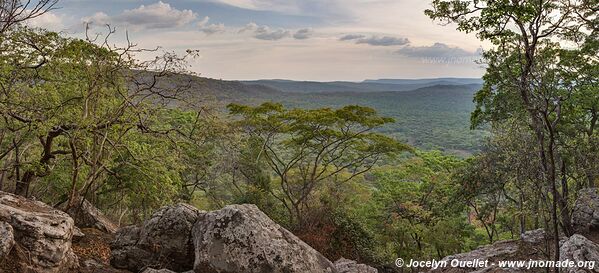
top-left (242, 77), bottom-right (483, 93)
top-left (272, 84), bottom-right (488, 155)
top-left (164, 74), bottom-right (487, 155)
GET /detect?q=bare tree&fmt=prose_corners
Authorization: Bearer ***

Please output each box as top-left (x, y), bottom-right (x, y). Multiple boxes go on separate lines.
top-left (0, 0), bottom-right (58, 35)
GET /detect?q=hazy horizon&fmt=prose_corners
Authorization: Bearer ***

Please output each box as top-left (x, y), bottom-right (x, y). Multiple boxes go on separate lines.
top-left (219, 76), bottom-right (484, 82)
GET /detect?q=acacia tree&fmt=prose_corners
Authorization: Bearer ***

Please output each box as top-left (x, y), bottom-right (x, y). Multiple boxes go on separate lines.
top-left (426, 0), bottom-right (597, 263)
top-left (229, 102), bottom-right (410, 226)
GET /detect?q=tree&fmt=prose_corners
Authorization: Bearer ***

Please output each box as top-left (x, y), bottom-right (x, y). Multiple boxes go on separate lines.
top-left (363, 151), bottom-right (475, 261)
top-left (0, 0), bottom-right (57, 34)
top-left (228, 102), bottom-right (410, 226)
top-left (457, 121), bottom-right (551, 243)
top-left (426, 0), bottom-right (597, 263)
top-left (0, 26), bottom-right (197, 211)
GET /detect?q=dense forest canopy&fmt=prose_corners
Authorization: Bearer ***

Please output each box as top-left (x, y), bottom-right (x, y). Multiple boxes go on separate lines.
top-left (0, 0), bottom-right (597, 270)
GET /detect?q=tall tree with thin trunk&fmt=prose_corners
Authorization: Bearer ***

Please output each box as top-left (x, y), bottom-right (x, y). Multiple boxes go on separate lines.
top-left (426, 0), bottom-right (597, 265)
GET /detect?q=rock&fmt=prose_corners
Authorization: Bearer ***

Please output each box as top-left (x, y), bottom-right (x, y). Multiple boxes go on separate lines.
top-left (520, 228), bottom-right (545, 244)
top-left (428, 237), bottom-right (547, 272)
top-left (0, 221), bottom-right (14, 258)
top-left (73, 226), bottom-right (86, 241)
top-left (64, 198), bottom-right (118, 234)
top-left (571, 188), bottom-right (599, 233)
top-left (560, 234), bottom-right (599, 273)
top-left (335, 258), bottom-right (377, 273)
top-left (0, 191), bottom-right (78, 273)
top-left (111, 203), bottom-right (202, 272)
top-left (192, 204), bottom-right (337, 273)
top-left (142, 268), bottom-right (177, 273)
top-left (79, 258), bottom-right (131, 273)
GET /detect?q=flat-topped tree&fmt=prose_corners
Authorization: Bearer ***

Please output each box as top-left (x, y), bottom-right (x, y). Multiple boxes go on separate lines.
top-left (228, 102), bottom-right (411, 227)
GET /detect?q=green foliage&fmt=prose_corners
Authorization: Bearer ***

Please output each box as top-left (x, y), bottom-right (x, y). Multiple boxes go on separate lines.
top-left (228, 102), bottom-right (410, 226)
top-left (347, 151), bottom-right (480, 263)
top-left (269, 85), bottom-right (489, 155)
top-left (426, 0), bottom-right (598, 251)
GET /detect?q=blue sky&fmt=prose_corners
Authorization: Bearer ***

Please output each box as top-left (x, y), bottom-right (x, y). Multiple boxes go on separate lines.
top-left (32, 0), bottom-right (485, 81)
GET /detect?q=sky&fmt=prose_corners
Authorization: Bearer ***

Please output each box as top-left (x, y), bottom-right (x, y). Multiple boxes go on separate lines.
top-left (31, 0), bottom-right (487, 81)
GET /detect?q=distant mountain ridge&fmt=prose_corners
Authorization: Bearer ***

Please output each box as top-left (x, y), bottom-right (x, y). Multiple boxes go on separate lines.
top-left (242, 77), bottom-right (482, 93)
top-left (363, 77), bottom-right (483, 85)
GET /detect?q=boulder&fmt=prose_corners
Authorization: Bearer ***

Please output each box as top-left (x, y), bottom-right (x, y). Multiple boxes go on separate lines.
top-left (520, 229), bottom-right (546, 244)
top-left (0, 221), bottom-right (14, 258)
top-left (111, 203), bottom-right (203, 272)
top-left (0, 191), bottom-right (78, 273)
top-left (428, 233), bottom-right (549, 273)
top-left (560, 234), bottom-right (599, 273)
top-left (192, 204), bottom-right (337, 273)
top-left (571, 188), bottom-right (599, 233)
top-left (335, 258), bottom-right (377, 273)
top-left (64, 198), bottom-right (118, 234)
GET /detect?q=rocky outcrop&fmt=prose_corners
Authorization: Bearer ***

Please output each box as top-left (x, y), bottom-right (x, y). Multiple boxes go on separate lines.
top-left (64, 198), bottom-right (118, 234)
top-left (0, 191), bottom-right (78, 273)
top-left (429, 240), bottom-right (522, 272)
top-left (111, 203), bottom-right (203, 272)
top-left (335, 258), bottom-right (378, 273)
top-left (571, 188), bottom-right (599, 233)
top-left (428, 229), bottom-right (551, 272)
top-left (0, 221), bottom-right (14, 258)
top-left (192, 204), bottom-right (338, 273)
top-left (560, 234), bottom-right (599, 273)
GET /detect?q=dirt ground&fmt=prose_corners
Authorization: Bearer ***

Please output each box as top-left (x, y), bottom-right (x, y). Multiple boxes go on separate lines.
top-left (72, 228), bottom-right (131, 273)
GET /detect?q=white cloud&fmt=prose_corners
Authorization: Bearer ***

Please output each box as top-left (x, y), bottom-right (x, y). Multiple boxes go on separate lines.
top-left (238, 22), bottom-right (258, 33)
top-left (198, 16), bottom-right (226, 35)
top-left (208, 0), bottom-right (300, 13)
top-left (82, 12), bottom-right (110, 26)
top-left (82, 1), bottom-right (197, 30)
top-left (27, 11), bottom-right (65, 31)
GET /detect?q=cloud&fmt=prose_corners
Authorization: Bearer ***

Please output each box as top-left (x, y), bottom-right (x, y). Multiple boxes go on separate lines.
top-left (238, 22), bottom-right (258, 33)
top-left (339, 34), bottom-right (365, 41)
top-left (396, 43), bottom-right (482, 57)
top-left (355, 36), bottom-right (409, 46)
top-left (293, 28), bottom-right (313, 39)
top-left (198, 16), bottom-right (226, 35)
top-left (27, 11), bottom-right (65, 31)
top-left (82, 12), bottom-right (110, 26)
top-left (339, 34), bottom-right (409, 46)
top-left (82, 1), bottom-right (197, 30)
top-left (255, 26), bottom-right (289, 40)
top-left (239, 22), bottom-right (290, 40)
